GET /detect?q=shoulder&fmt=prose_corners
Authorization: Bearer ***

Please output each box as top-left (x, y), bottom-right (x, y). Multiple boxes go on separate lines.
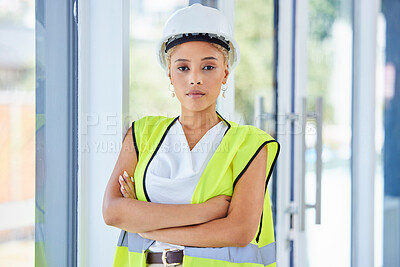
top-left (132, 115), bottom-right (177, 131)
top-left (226, 122), bottom-right (280, 168)
top-left (131, 115), bottom-right (178, 146)
top-left (226, 121), bottom-right (276, 143)
top-left (133, 115), bottom-right (172, 125)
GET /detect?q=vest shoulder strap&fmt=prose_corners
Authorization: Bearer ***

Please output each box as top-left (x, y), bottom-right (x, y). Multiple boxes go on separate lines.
top-left (132, 115), bottom-right (177, 158)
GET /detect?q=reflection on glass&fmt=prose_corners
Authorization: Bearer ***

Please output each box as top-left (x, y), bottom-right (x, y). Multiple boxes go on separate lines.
top-left (0, 1), bottom-right (35, 266)
top-left (305, 0), bottom-right (352, 266)
top-left (380, 2), bottom-right (400, 266)
top-left (234, 0), bottom-right (274, 126)
top-left (129, 0), bottom-right (188, 119)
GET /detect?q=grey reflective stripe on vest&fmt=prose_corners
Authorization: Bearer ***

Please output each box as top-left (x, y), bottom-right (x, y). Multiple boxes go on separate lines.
top-left (117, 230), bottom-right (276, 265)
top-left (260, 242), bottom-right (276, 266)
top-left (117, 230), bottom-right (128, 247)
top-left (117, 231), bottom-right (155, 253)
top-left (184, 242), bottom-right (276, 265)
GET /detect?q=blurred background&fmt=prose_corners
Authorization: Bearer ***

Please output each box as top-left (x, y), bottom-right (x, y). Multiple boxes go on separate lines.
top-left (0, 0), bottom-right (398, 266)
top-left (0, 0), bottom-right (35, 266)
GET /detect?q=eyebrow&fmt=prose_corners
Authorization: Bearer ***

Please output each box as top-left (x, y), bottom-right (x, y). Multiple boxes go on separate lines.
top-left (174, 56), bottom-right (219, 63)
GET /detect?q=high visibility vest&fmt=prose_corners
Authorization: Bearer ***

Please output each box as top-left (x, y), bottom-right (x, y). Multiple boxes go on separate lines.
top-left (113, 112), bottom-right (280, 267)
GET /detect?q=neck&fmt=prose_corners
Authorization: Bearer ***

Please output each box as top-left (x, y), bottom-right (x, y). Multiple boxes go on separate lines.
top-left (179, 106), bottom-right (221, 131)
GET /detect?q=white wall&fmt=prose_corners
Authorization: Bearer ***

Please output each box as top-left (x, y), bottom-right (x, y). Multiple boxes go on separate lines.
top-left (78, 0), bottom-right (130, 266)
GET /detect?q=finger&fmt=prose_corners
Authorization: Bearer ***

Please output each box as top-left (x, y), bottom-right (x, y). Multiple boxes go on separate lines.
top-left (130, 177), bottom-right (137, 199)
top-left (119, 175), bottom-right (133, 196)
top-left (120, 183), bottom-right (135, 199)
top-left (123, 179), bottom-right (134, 197)
top-left (120, 185), bottom-right (128, 197)
top-left (122, 172), bottom-right (135, 194)
top-left (120, 175), bottom-right (136, 199)
top-left (130, 176), bottom-right (136, 194)
top-left (130, 176), bottom-right (135, 188)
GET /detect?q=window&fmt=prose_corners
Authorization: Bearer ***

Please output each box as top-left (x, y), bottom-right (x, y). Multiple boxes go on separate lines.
top-left (0, 1), bottom-right (35, 265)
top-left (378, 1), bottom-right (400, 265)
top-left (35, 0), bottom-right (78, 266)
top-left (129, 0), bottom-right (188, 118)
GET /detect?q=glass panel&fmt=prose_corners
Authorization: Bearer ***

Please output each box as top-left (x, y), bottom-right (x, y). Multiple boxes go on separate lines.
top-left (379, 1), bottom-right (400, 266)
top-left (129, 0), bottom-right (189, 118)
top-left (305, 0), bottom-right (352, 266)
top-left (35, 1), bottom-right (78, 265)
top-left (234, 0), bottom-right (276, 222)
top-left (0, 1), bottom-right (35, 266)
top-left (234, 0), bottom-right (275, 127)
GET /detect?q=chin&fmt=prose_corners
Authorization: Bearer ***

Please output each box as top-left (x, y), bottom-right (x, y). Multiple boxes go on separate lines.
top-left (181, 103), bottom-right (216, 113)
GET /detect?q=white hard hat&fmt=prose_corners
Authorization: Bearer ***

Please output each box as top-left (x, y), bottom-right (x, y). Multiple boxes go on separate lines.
top-left (156, 4), bottom-right (240, 75)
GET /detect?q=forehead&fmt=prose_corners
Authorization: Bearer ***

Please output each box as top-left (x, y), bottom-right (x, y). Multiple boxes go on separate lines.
top-left (170, 41), bottom-right (223, 60)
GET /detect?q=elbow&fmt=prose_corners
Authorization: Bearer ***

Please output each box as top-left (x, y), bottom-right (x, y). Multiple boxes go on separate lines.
top-left (103, 212), bottom-right (118, 226)
top-left (236, 240), bottom-right (252, 248)
top-left (102, 202), bottom-right (120, 227)
top-left (102, 208), bottom-right (113, 226)
top-left (234, 233), bottom-right (254, 248)
top-left (102, 199), bottom-right (142, 232)
top-left (231, 224), bottom-right (258, 248)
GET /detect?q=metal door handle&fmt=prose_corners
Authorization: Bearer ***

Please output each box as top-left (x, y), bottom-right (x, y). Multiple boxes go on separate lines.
top-left (315, 97), bottom-right (322, 225)
top-left (300, 97), bottom-right (323, 231)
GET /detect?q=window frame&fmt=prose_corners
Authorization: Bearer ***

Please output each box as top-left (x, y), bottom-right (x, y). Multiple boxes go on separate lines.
top-left (35, 0), bottom-right (79, 266)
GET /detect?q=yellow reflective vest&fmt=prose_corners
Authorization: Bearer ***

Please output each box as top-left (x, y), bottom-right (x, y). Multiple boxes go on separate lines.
top-left (113, 112), bottom-right (280, 267)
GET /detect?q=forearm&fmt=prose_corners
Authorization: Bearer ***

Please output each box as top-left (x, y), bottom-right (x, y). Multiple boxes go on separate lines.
top-left (141, 215), bottom-right (255, 248)
top-left (103, 196), bottom-right (210, 233)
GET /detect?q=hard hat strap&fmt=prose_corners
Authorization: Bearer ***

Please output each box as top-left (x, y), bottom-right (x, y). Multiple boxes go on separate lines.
top-left (165, 33), bottom-right (230, 53)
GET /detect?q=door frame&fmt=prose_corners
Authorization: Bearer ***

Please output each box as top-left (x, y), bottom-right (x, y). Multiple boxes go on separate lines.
top-left (351, 0), bottom-right (379, 266)
top-left (275, 0), bottom-right (296, 266)
top-left (76, 0), bottom-right (380, 266)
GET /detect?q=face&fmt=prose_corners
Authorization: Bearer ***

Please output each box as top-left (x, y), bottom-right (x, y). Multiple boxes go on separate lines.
top-left (168, 41), bottom-right (229, 113)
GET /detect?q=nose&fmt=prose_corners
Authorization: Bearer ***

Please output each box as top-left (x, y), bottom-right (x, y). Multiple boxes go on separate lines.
top-left (190, 81), bottom-right (202, 85)
top-left (189, 72), bottom-right (203, 85)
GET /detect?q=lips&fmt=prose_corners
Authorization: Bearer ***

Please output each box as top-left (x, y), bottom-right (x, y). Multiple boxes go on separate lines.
top-left (186, 89), bottom-right (205, 96)
top-left (186, 89), bottom-right (205, 99)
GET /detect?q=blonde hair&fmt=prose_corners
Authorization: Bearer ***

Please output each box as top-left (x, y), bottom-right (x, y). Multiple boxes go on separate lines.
top-left (166, 42), bottom-right (229, 71)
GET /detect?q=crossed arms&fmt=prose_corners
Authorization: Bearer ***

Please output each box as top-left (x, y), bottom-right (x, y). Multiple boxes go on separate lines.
top-left (102, 126), bottom-right (268, 248)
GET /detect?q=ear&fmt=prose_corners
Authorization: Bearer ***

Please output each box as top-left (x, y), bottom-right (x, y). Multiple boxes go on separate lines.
top-left (222, 64), bottom-right (230, 84)
top-left (168, 70), bottom-right (172, 84)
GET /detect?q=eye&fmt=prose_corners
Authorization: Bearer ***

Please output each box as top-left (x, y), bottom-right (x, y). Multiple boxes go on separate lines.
top-left (203, 66), bottom-right (215, 70)
top-left (178, 66), bottom-right (189, 71)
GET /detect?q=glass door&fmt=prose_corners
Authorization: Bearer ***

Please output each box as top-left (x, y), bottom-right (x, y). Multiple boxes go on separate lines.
top-left (287, 0), bottom-right (354, 266)
top-left (233, 0), bottom-right (277, 199)
top-left (272, 0), bottom-right (354, 266)
top-left (302, 0), bottom-right (353, 266)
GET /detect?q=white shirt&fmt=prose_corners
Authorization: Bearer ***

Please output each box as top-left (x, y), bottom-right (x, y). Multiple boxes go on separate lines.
top-left (146, 118), bottom-right (228, 252)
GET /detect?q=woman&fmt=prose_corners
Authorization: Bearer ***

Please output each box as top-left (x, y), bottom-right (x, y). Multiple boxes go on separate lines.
top-left (103, 4), bottom-right (280, 267)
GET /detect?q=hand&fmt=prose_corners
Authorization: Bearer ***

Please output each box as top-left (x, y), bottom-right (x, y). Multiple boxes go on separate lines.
top-left (138, 232), bottom-right (150, 239)
top-left (203, 195), bottom-right (231, 221)
top-left (119, 170), bottom-right (137, 199)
